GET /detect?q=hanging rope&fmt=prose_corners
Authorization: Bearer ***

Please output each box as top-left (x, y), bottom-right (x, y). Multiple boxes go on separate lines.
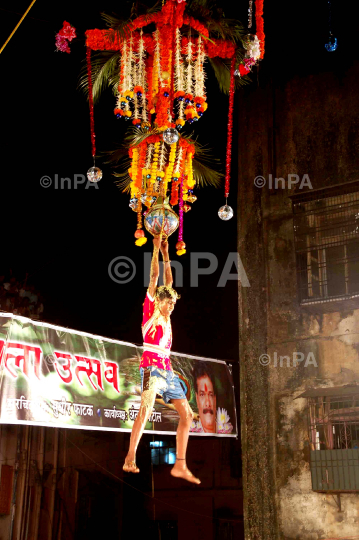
top-left (0, 0), bottom-right (37, 55)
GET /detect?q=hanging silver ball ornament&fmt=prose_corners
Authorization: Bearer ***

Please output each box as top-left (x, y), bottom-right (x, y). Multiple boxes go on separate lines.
top-left (87, 166), bottom-right (103, 183)
top-left (218, 205), bottom-right (234, 221)
top-left (162, 128), bottom-right (180, 145)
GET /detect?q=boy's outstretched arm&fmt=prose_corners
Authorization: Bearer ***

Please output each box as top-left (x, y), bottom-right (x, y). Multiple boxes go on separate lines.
top-left (148, 237), bottom-right (161, 298)
top-left (160, 240), bottom-right (173, 288)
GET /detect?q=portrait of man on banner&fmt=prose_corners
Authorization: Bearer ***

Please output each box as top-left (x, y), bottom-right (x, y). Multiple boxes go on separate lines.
top-left (190, 361), bottom-right (233, 434)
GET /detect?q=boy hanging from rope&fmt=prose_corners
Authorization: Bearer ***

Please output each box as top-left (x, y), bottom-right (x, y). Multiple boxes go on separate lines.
top-left (123, 236), bottom-right (200, 484)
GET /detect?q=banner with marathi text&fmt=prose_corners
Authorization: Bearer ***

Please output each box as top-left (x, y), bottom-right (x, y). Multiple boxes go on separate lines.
top-left (0, 313), bottom-right (237, 437)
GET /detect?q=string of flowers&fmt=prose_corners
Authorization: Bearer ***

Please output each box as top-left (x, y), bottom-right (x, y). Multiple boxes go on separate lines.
top-left (144, 143), bottom-right (154, 186)
top-left (174, 28), bottom-right (185, 127)
top-left (86, 47), bottom-right (96, 159)
top-left (186, 151), bottom-right (194, 190)
top-left (146, 55), bottom-right (154, 116)
top-left (168, 5), bottom-right (178, 120)
top-left (129, 147), bottom-right (139, 197)
top-left (125, 34), bottom-right (134, 112)
top-left (255, 0), bottom-right (265, 59)
top-left (118, 40), bottom-right (126, 96)
top-left (248, 0), bottom-right (253, 28)
top-left (225, 57), bottom-right (236, 198)
top-left (133, 29), bottom-right (147, 125)
top-left (136, 143), bottom-right (147, 190)
top-left (186, 32), bottom-right (193, 97)
top-left (170, 178), bottom-right (180, 206)
top-left (151, 30), bottom-right (160, 113)
top-left (173, 145), bottom-right (183, 178)
top-left (174, 29), bottom-right (184, 95)
top-left (157, 141), bottom-right (167, 192)
top-left (164, 142), bottom-right (177, 194)
top-left (194, 36), bottom-right (206, 98)
top-left (176, 174), bottom-right (186, 256)
top-left (150, 141), bottom-right (161, 181)
top-left (135, 200), bottom-right (147, 246)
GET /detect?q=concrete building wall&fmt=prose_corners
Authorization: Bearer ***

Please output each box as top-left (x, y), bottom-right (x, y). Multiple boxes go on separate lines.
top-left (238, 61), bottom-right (359, 539)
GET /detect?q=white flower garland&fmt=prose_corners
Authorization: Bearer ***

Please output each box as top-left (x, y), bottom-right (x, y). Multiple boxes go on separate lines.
top-left (116, 39), bottom-right (128, 109)
top-left (186, 35), bottom-right (193, 95)
top-left (194, 36), bottom-right (206, 98)
top-left (174, 146), bottom-right (183, 174)
top-left (138, 29), bottom-right (147, 122)
top-left (145, 143), bottom-right (153, 170)
top-left (153, 30), bottom-right (162, 89)
top-left (175, 28), bottom-right (184, 93)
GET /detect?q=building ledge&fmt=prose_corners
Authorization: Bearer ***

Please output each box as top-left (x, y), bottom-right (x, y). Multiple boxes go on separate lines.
top-left (300, 293), bottom-right (359, 313)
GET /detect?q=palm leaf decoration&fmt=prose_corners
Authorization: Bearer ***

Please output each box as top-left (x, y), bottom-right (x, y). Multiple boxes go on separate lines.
top-left (102, 128), bottom-right (223, 192)
top-left (78, 51), bottom-right (120, 103)
top-left (191, 142), bottom-right (223, 188)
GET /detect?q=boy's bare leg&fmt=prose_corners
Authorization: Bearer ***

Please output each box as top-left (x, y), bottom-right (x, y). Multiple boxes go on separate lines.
top-left (124, 386), bottom-right (157, 472)
top-left (170, 399), bottom-right (201, 484)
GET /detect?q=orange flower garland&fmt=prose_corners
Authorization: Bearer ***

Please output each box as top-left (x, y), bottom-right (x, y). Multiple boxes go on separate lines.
top-left (255, 0), bottom-right (265, 59)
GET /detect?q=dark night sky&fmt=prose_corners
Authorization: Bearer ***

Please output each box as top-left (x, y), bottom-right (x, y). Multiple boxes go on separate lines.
top-left (0, 0), bottom-right (354, 363)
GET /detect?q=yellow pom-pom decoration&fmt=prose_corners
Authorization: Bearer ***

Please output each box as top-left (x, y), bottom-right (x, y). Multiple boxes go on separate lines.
top-left (135, 237), bottom-right (147, 246)
top-left (176, 249), bottom-right (186, 256)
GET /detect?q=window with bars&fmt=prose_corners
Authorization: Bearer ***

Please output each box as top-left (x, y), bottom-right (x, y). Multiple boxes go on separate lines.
top-left (299, 387), bottom-right (359, 492)
top-left (291, 181), bottom-right (359, 309)
top-left (306, 393), bottom-right (359, 451)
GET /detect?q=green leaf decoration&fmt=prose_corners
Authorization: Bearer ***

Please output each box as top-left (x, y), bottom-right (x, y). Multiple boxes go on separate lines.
top-left (78, 51), bottom-right (120, 103)
top-left (185, 135), bottom-right (223, 188)
top-left (123, 126), bottom-right (162, 149)
top-left (192, 157), bottom-right (223, 188)
top-left (208, 56), bottom-right (251, 94)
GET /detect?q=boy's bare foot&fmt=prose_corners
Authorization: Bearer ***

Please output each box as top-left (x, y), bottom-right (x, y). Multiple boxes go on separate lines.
top-left (171, 463), bottom-right (200, 484)
top-left (123, 459), bottom-right (140, 473)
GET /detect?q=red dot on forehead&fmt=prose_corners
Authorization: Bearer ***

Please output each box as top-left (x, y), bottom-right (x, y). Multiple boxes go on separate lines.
top-left (204, 383), bottom-right (208, 392)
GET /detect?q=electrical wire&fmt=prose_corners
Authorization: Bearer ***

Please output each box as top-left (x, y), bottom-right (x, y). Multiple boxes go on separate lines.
top-left (0, 0), bottom-right (37, 55)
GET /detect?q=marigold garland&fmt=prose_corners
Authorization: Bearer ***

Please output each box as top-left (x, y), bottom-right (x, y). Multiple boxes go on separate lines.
top-left (255, 0), bottom-right (265, 59)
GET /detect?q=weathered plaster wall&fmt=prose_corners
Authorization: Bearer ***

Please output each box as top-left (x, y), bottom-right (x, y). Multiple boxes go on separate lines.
top-left (238, 85), bottom-right (278, 539)
top-left (238, 60), bottom-right (359, 539)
